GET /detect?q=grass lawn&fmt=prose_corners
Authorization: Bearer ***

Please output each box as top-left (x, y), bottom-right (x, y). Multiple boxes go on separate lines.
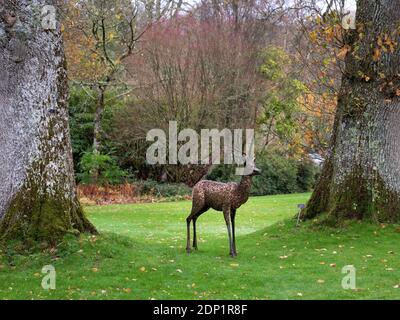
top-left (1, 193), bottom-right (400, 300)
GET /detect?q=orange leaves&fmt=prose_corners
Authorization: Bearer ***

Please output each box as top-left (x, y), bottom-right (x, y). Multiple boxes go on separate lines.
top-left (297, 91), bottom-right (336, 154)
top-left (62, 0), bottom-right (115, 82)
top-left (360, 73), bottom-right (371, 82)
top-left (337, 45), bottom-right (351, 60)
top-left (324, 26), bottom-right (335, 42)
top-left (308, 11), bottom-right (343, 49)
top-left (300, 93), bottom-right (336, 117)
top-left (373, 48), bottom-right (382, 62)
top-left (373, 33), bottom-right (397, 62)
top-left (378, 33), bottom-right (397, 52)
top-left (309, 31), bottom-right (318, 43)
top-left (309, 25), bottom-right (340, 45)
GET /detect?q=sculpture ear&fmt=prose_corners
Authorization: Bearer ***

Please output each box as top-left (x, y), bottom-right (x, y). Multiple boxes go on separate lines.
top-left (242, 152), bottom-right (247, 166)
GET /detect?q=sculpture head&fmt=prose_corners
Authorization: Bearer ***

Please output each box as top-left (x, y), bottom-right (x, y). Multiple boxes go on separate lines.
top-left (243, 156), bottom-right (261, 176)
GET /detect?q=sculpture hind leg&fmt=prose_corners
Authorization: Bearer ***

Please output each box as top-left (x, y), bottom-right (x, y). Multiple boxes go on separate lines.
top-left (192, 217), bottom-right (198, 250)
top-left (223, 207), bottom-right (235, 257)
top-left (186, 216), bottom-right (192, 253)
top-left (186, 195), bottom-right (206, 253)
top-left (231, 209), bottom-right (237, 256)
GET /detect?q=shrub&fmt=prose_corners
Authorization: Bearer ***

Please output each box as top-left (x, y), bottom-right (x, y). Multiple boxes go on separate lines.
top-left (296, 160), bottom-right (319, 191)
top-left (206, 165), bottom-right (239, 183)
top-left (78, 152), bottom-right (128, 185)
top-left (207, 152), bottom-right (320, 196)
top-left (136, 180), bottom-right (192, 198)
top-left (251, 153), bottom-right (299, 195)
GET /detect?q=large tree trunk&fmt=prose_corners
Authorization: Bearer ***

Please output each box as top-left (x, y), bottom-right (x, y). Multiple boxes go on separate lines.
top-left (302, 0), bottom-right (400, 223)
top-left (0, 0), bottom-right (96, 243)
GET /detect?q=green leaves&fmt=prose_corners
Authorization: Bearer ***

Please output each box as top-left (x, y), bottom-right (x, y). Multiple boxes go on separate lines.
top-left (78, 152), bottom-right (127, 185)
top-left (259, 47), bottom-right (307, 147)
top-left (260, 47), bottom-right (290, 81)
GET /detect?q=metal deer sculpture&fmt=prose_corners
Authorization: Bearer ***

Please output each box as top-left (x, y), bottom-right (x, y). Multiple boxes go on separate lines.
top-left (186, 158), bottom-right (261, 257)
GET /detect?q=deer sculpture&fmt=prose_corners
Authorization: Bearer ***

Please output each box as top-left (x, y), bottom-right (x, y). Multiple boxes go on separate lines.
top-left (186, 158), bottom-right (261, 257)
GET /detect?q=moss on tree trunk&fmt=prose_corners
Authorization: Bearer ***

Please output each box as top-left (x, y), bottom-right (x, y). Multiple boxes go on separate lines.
top-left (0, 173), bottom-right (96, 243)
top-left (0, 0), bottom-right (96, 244)
top-left (304, 165), bottom-right (400, 224)
top-left (302, 0), bottom-right (400, 224)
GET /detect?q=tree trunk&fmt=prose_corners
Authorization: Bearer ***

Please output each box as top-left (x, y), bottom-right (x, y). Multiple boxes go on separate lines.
top-left (93, 87), bottom-right (106, 156)
top-left (302, 0), bottom-right (400, 223)
top-left (91, 86), bottom-right (107, 183)
top-left (0, 0), bottom-right (96, 243)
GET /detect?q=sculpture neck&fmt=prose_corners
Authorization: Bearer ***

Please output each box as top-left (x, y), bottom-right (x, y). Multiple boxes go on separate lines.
top-left (236, 175), bottom-right (252, 203)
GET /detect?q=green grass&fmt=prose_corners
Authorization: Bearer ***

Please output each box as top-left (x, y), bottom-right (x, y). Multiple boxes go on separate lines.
top-left (1, 193), bottom-right (400, 300)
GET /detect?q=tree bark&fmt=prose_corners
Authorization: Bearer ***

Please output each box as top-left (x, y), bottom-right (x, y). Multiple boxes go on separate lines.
top-left (0, 0), bottom-right (96, 243)
top-left (93, 87), bottom-right (106, 156)
top-left (302, 0), bottom-right (400, 223)
top-left (90, 85), bottom-right (107, 184)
